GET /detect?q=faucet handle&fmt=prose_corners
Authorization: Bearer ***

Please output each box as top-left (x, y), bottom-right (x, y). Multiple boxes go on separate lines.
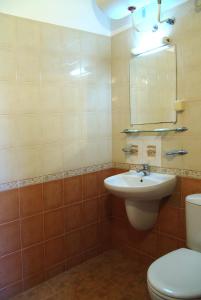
top-left (143, 164), bottom-right (149, 170)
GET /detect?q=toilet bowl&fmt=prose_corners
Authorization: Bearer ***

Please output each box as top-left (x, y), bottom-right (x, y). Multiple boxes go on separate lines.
top-left (148, 248), bottom-right (201, 300)
top-left (147, 194), bottom-right (201, 300)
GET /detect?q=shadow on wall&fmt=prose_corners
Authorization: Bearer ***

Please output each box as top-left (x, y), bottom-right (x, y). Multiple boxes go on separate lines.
top-left (91, 0), bottom-right (112, 31)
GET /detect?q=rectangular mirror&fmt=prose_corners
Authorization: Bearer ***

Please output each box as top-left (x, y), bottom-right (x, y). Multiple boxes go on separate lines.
top-left (130, 45), bottom-right (177, 125)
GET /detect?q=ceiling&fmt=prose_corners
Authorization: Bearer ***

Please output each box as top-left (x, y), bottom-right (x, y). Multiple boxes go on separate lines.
top-left (0, 0), bottom-right (189, 36)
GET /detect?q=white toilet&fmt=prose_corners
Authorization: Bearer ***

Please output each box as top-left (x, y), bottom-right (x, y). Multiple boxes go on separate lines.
top-left (147, 194), bottom-right (201, 300)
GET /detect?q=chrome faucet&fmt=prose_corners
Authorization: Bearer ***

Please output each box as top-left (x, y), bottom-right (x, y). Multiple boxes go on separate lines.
top-left (137, 164), bottom-right (150, 176)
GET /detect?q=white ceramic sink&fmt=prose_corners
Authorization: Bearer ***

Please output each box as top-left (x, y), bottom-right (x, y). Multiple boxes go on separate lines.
top-left (104, 170), bottom-right (176, 201)
top-left (104, 171), bottom-right (176, 230)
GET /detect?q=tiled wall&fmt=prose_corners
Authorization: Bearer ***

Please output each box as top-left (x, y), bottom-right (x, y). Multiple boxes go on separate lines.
top-left (1, 166), bottom-right (201, 299)
top-left (0, 13), bottom-right (111, 185)
top-left (0, 169), bottom-right (113, 299)
top-left (112, 1), bottom-right (201, 172)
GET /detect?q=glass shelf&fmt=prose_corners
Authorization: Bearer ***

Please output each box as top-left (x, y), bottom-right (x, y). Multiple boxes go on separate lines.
top-left (122, 127), bottom-right (188, 134)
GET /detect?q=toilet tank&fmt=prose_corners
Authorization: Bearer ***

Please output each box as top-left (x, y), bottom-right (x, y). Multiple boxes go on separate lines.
top-left (186, 194), bottom-right (201, 252)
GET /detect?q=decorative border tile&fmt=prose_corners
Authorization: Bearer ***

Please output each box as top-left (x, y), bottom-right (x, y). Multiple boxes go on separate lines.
top-left (2, 161), bottom-right (201, 193)
top-left (0, 162), bottom-right (113, 192)
top-left (0, 181), bottom-right (19, 192)
top-left (112, 162), bottom-right (201, 179)
top-left (43, 172), bottom-right (64, 183)
top-left (18, 176), bottom-right (44, 188)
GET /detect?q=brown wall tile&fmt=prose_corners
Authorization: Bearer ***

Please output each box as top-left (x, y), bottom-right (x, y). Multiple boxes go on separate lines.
top-left (137, 231), bottom-right (158, 258)
top-left (158, 204), bottom-right (180, 237)
top-left (23, 273), bottom-right (45, 291)
top-left (0, 221), bottom-right (21, 256)
top-left (65, 230), bottom-right (81, 258)
top-left (112, 196), bottom-right (127, 219)
top-left (157, 234), bottom-right (180, 257)
top-left (112, 218), bottom-right (129, 244)
top-left (81, 224), bottom-right (99, 251)
top-left (45, 236), bottom-right (65, 269)
top-left (22, 244), bottom-right (44, 278)
top-left (98, 169), bottom-right (113, 194)
top-left (67, 254), bottom-right (84, 269)
top-left (65, 204), bottom-right (83, 232)
top-left (0, 282), bottom-right (23, 300)
top-left (21, 214), bottom-right (44, 248)
top-left (64, 176), bottom-right (83, 205)
top-left (181, 177), bottom-right (201, 207)
top-left (44, 208), bottom-right (64, 239)
top-left (45, 262), bottom-right (65, 280)
top-left (43, 180), bottom-right (63, 210)
top-left (178, 208), bottom-right (186, 240)
top-left (0, 189), bottom-right (19, 224)
top-left (83, 198), bottom-right (99, 225)
top-left (100, 194), bottom-right (112, 220)
top-left (99, 220), bottom-right (112, 250)
top-left (83, 172), bottom-right (99, 200)
top-left (19, 184), bottom-right (43, 217)
top-left (0, 252), bottom-right (22, 289)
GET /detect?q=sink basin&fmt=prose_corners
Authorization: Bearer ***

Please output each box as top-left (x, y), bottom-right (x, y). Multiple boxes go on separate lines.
top-left (104, 170), bottom-right (176, 201)
top-left (104, 171), bottom-right (176, 230)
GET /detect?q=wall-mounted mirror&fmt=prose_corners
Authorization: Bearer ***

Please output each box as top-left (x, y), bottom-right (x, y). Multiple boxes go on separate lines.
top-left (130, 45), bottom-right (177, 125)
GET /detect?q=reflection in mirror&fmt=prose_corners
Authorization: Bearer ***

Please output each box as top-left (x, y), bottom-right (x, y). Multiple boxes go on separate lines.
top-left (130, 45), bottom-right (177, 125)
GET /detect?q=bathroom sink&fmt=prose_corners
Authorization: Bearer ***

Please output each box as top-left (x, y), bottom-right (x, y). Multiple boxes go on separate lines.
top-left (104, 171), bottom-right (176, 230)
top-left (104, 170), bottom-right (176, 201)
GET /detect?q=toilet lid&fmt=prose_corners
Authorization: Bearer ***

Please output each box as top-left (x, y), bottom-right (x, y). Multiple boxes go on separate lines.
top-left (148, 248), bottom-right (201, 299)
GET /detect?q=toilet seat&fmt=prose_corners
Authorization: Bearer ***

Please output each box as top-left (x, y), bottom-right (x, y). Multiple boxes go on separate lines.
top-left (148, 282), bottom-right (184, 300)
top-left (148, 248), bottom-right (201, 299)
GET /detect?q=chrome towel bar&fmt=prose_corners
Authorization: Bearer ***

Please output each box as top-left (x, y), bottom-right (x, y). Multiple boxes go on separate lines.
top-left (166, 150), bottom-right (188, 156)
top-left (122, 127), bottom-right (188, 134)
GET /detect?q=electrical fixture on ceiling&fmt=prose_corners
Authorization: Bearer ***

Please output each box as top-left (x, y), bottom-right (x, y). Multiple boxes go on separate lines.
top-left (96, 0), bottom-right (176, 32)
top-left (195, 0), bottom-right (201, 12)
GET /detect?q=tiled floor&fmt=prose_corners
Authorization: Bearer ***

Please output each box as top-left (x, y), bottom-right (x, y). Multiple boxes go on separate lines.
top-left (11, 251), bottom-right (150, 300)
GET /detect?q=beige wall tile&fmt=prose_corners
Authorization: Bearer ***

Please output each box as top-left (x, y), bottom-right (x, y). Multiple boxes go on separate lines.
top-left (15, 115), bottom-right (42, 147)
top-left (0, 13), bottom-right (112, 184)
top-left (16, 83), bottom-right (40, 114)
top-left (0, 82), bottom-right (17, 114)
top-left (16, 18), bottom-right (40, 51)
top-left (0, 148), bottom-right (18, 183)
top-left (0, 14), bottom-right (16, 49)
top-left (0, 116), bottom-right (16, 148)
top-left (40, 84), bottom-right (63, 113)
top-left (17, 51), bottom-right (40, 83)
top-left (41, 114), bottom-right (63, 143)
top-left (40, 23), bottom-right (62, 54)
top-left (41, 144), bottom-right (63, 175)
top-left (63, 140), bottom-right (85, 170)
top-left (0, 49), bottom-right (16, 81)
top-left (16, 146), bottom-right (43, 179)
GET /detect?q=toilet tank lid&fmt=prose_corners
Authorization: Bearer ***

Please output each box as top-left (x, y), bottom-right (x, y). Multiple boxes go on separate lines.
top-left (186, 194), bottom-right (201, 205)
top-left (148, 248), bottom-right (201, 299)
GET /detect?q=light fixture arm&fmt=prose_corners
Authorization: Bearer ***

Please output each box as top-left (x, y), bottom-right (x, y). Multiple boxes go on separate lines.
top-left (128, 6), bottom-right (140, 32)
top-left (157, 0), bottom-right (175, 25)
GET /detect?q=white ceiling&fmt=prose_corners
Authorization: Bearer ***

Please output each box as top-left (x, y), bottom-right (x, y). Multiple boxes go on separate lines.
top-left (0, 0), bottom-right (189, 36)
top-left (0, 0), bottom-right (111, 36)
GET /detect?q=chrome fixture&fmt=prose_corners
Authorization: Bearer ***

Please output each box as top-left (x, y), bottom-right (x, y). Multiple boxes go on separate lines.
top-left (166, 150), bottom-right (188, 156)
top-left (131, 39), bottom-right (171, 56)
top-left (195, 0), bottom-right (201, 12)
top-left (137, 164), bottom-right (150, 176)
top-left (122, 127), bottom-right (188, 134)
top-left (157, 0), bottom-right (175, 25)
top-left (128, 6), bottom-right (140, 32)
top-left (122, 145), bottom-right (138, 154)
